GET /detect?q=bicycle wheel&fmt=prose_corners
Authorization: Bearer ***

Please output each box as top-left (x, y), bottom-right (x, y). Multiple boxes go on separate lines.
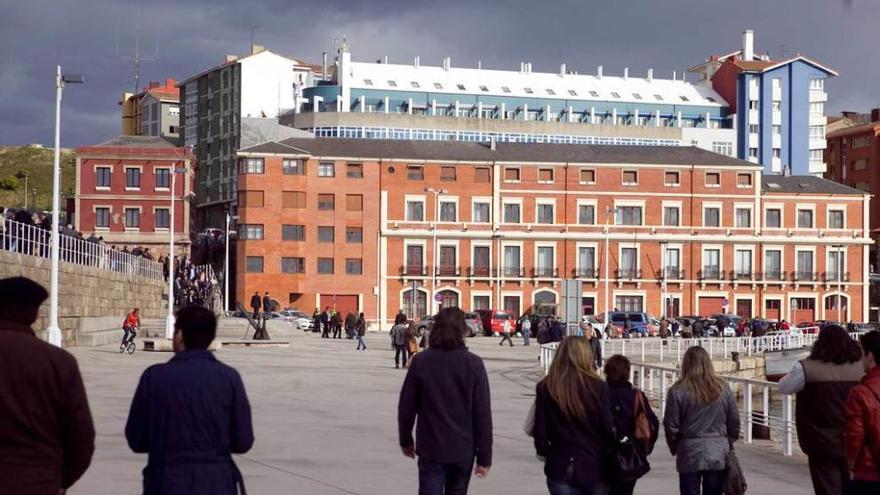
top-left (127, 341), bottom-right (136, 354)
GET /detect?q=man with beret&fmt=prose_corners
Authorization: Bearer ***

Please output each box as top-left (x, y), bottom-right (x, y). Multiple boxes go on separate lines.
top-left (0, 276), bottom-right (95, 494)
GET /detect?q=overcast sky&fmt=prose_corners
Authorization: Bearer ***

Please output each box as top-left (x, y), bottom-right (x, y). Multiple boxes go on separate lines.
top-left (1, 0), bottom-right (877, 147)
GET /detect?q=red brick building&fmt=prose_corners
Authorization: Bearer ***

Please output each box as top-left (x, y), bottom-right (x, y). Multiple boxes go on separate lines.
top-left (235, 138), bottom-right (870, 328)
top-left (74, 136), bottom-right (193, 255)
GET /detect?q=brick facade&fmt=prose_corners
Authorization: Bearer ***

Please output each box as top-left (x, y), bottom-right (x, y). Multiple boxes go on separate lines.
top-left (235, 139), bottom-right (871, 328)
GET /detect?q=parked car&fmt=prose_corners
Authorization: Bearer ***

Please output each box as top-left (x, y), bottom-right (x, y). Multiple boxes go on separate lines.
top-left (709, 314), bottom-right (743, 337)
top-left (417, 312), bottom-right (482, 337)
top-left (847, 322), bottom-right (874, 335)
top-left (474, 309), bottom-right (515, 335)
top-left (581, 315), bottom-right (605, 336)
top-left (276, 310), bottom-right (314, 330)
top-left (606, 312), bottom-right (655, 338)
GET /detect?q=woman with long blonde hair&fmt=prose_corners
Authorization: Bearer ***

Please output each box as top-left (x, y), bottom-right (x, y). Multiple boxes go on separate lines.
top-left (663, 346), bottom-right (740, 495)
top-left (533, 337), bottom-right (616, 495)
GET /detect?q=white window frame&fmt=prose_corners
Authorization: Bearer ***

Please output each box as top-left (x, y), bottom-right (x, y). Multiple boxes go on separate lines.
top-left (471, 291), bottom-right (493, 312)
top-left (736, 172), bottom-right (753, 188)
top-left (661, 200), bottom-right (682, 227)
top-left (664, 170), bottom-right (681, 187)
top-left (92, 205), bottom-right (112, 231)
top-left (503, 166), bottom-right (522, 184)
top-left (502, 197), bottom-right (524, 224)
top-left (576, 199), bottom-right (597, 225)
top-left (403, 239), bottom-right (428, 270)
top-left (733, 202), bottom-right (753, 229)
top-left (763, 203), bottom-right (785, 229)
top-left (704, 171), bottom-right (722, 188)
top-left (576, 242), bottom-right (599, 277)
top-left (123, 206), bottom-right (142, 232)
top-left (618, 242), bottom-right (641, 275)
top-left (124, 165), bottom-right (143, 191)
top-left (613, 199), bottom-right (646, 226)
top-left (537, 167), bottom-right (555, 184)
top-left (662, 242), bottom-right (683, 276)
top-left (94, 164), bottom-right (112, 191)
top-left (762, 245), bottom-right (785, 279)
top-left (701, 244), bottom-right (724, 276)
top-left (534, 242), bottom-right (557, 275)
top-left (579, 168), bottom-right (596, 185)
top-left (438, 196), bottom-right (459, 223)
top-left (795, 245), bottom-right (817, 279)
top-left (826, 247), bottom-right (847, 280)
top-left (471, 197), bottom-right (492, 223)
top-left (534, 198), bottom-right (556, 225)
top-left (153, 166), bottom-right (171, 192)
top-left (501, 241), bottom-right (524, 276)
top-left (437, 240), bottom-right (460, 270)
top-left (404, 194), bottom-right (426, 222)
top-left (153, 206), bottom-right (171, 232)
top-left (826, 204), bottom-right (847, 230)
top-left (702, 202), bottom-right (723, 228)
top-left (733, 244), bottom-right (756, 276)
top-left (796, 203), bottom-right (816, 229)
top-left (621, 169), bottom-right (639, 186)
top-left (471, 241), bottom-right (493, 273)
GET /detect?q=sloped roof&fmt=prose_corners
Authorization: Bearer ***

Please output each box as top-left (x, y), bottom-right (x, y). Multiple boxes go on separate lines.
top-left (762, 175), bottom-right (866, 195)
top-left (240, 137), bottom-right (757, 167)
top-left (826, 122), bottom-right (880, 139)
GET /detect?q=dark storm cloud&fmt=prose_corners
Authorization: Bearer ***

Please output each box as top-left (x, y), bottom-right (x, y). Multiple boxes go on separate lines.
top-left (1, 0), bottom-right (877, 146)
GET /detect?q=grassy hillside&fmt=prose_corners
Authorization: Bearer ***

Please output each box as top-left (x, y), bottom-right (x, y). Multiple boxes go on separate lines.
top-left (0, 145), bottom-right (76, 211)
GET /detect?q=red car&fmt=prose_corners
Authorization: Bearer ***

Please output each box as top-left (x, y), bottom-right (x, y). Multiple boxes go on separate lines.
top-left (474, 309), bottom-right (515, 335)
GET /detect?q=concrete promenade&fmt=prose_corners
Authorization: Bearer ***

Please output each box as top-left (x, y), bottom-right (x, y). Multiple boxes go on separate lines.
top-left (69, 326), bottom-right (811, 494)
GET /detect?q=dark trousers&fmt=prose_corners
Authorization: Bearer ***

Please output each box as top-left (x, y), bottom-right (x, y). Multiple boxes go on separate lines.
top-left (609, 480), bottom-right (636, 495)
top-left (333, 325), bottom-right (342, 339)
top-left (321, 322), bottom-right (330, 338)
top-left (499, 332), bottom-right (514, 346)
top-left (394, 344), bottom-right (409, 368)
top-left (808, 456), bottom-right (853, 495)
top-left (854, 480), bottom-right (880, 495)
top-left (121, 327), bottom-right (133, 345)
top-left (418, 459), bottom-right (473, 495)
top-left (679, 470), bottom-right (724, 495)
top-left (547, 480), bottom-right (610, 495)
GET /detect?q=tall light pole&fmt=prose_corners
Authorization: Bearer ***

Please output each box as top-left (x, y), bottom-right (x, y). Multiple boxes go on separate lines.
top-left (425, 187), bottom-right (447, 313)
top-left (165, 165), bottom-right (188, 339)
top-left (224, 212), bottom-right (239, 315)
top-left (660, 240), bottom-right (668, 318)
top-left (46, 66), bottom-right (83, 347)
top-left (833, 244), bottom-right (844, 321)
top-left (15, 172), bottom-right (29, 209)
top-left (604, 206), bottom-right (620, 332)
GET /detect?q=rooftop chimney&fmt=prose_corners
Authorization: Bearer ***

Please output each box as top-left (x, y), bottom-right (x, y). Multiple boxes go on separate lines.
top-left (489, 136), bottom-right (497, 150)
top-left (225, 55), bottom-right (239, 63)
top-left (383, 55), bottom-right (389, 64)
top-left (623, 67), bottom-right (629, 79)
top-left (322, 52), bottom-right (327, 80)
top-left (597, 65), bottom-right (603, 78)
top-left (414, 56), bottom-right (420, 68)
top-left (251, 44), bottom-right (265, 55)
top-left (443, 57), bottom-right (451, 70)
top-left (560, 63), bottom-right (566, 76)
top-left (742, 30), bottom-right (754, 61)
top-left (477, 60), bottom-right (482, 70)
top-left (647, 68), bottom-right (653, 81)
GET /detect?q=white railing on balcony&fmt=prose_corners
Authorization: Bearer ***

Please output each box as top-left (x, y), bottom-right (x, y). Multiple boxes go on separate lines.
top-left (1, 218), bottom-right (163, 280)
top-left (539, 342), bottom-right (798, 456)
top-left (599, 333), bottom-right (821, 364)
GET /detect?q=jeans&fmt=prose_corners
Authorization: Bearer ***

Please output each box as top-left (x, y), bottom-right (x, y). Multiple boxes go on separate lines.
top-left (854, 480), bottom-right (880, 495)
top-left (678, 470), bottom-right (724, 495)
top-left (808, 456), bottom-right (853, 495)
top-left (499, 332), bottom-right (514, 346)
top-left (418, 459), bottom-right (473, 495)
top-left (523, 327), bottom-right (531, 345)
top-left (121, 327), bottom-right (132, 346)
top-left (547, 480), bottom-right (610, 495)
top-left (356, 335), bottom-right (367, 350)
top-left (394, 344), bottom-right (408, 367)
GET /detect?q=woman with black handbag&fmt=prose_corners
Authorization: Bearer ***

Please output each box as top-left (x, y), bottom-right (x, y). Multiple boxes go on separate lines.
top-left (604, 355), bottom-right (659, 495)
top-left (664, 346), bottom-right (740, 495)
top-left (533, 336), bottom-right (616, 495)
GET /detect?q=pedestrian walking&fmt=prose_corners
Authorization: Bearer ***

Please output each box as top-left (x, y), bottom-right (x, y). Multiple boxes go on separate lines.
top-left (355, 312), bottom-right (367, 350)
top-left (262, 292), bottom-right (272, 317)
top-left (250, 291), bottom-right (261, 320)
top-left (391, 318), bottom-right (409, 368)
top-left (586, 326), bottom-right (603, 371)
top-left (549, 318), bottom-right (565, 343)
top-left (332, 311), bottom-right (343, 339)
top-left (312, 308), bottom-right (320, 334)
top-left (663, 346), bottom-right (740, 495)
top-left (320, 307), bottom-right (331, 338)
top-left (521, 316), bottom-right (532, 346)
top-left (398, 307), bottom-right (492, 495)
top-left (499, 317), bottom-right (514, 347)
top-left (126, 306), bottom-right (254, 494)
top-left (406, 321), bottom-right (420, 366)
top-left (0, 277), bottom-right (95, 494)
top-left (845, 331), bottom-right (880, 494)
top-left (779, 324), bottom-right (863, 495)
top-left (533, 336), bottom-right (616, 494)
top-left (345, 312), bottom-right (357, 339)
top-left (604, 355), bottom-right (659, 495)
top-left (659, 318), bottom-right (670, 339)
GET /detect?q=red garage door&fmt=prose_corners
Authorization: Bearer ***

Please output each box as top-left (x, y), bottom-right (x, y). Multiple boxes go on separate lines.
top-left (699, 297), bottom-right (725, 316)
top-left (321, 294), bottom-right (359, 317)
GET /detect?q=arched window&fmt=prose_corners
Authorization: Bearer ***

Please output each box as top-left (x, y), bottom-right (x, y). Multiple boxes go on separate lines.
top-left (438, 290), bottom-right (459, 310)
top-left (403, 289), bottom-right (428, 319)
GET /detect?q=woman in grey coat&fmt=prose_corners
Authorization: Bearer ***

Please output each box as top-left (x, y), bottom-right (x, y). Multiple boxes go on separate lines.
top-left (663, 346), bottom-right (740, 495)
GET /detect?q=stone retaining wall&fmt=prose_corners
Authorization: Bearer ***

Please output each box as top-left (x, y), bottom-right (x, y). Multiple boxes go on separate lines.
top-left (0, 250), bottom-right (165, 346)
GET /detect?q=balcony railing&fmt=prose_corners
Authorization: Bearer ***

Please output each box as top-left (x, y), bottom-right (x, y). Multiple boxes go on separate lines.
top-left (615, 268), bottom-right (641, 279)
top-left (731, 270), bottom-right (754, 281)
top-left (468, 266), bottom-right (494, 278)
top-left (573, 267), bottom-right (599, 278)
top-left (822, 271), bottom-right (850, 282)
top-left (762, 270), bottom-right (786, 282)
top-left (400, 265), bottom-right (427, 276)
top-left (792, 271), bottom-right (818, 282)
top-left (435, 265), bottom-right (461, 277)
top-left (699, 268), bottom-right (722, 280)
top-left (656, 268), bottom-right (684, 280)
top-left (502, 266), bottom-right (525, 277)
top-left (532, 267), bottom-right (558, 278)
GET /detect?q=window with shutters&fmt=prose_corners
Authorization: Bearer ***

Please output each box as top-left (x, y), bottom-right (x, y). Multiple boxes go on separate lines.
top-left (281, 257), bottom-right (305, 274)
top-left (282, 191), bottom-right (306, 208)
top-left (664, 171), bottom-right (680, 186)
top-left (283, 159), bottom-right (305, 175)
top-left (737, 173), bottom-right (752, 187)
top-left (317, 226), bottom-right (335, 243)
top-left (440, 166), bottom-right (457, 181)
top-left (474, 167), bottom-right (490, 183)
top-left (346, 227), bottom-right (363, 243)
top-left (580, 169), bottom-right (596, 184)
top-left (705, 172), bottom-right (721, 187)
top-left (622, 170), bottom-right (638, 185)
top-left (504, 167), bottom-right (520, 182)
top-left (346, 194), bottom-right (363, 211)
top-left (538, 168), bottom-right (554, 183)
top-left (346, 259), bottom-right (363, 275)
top-left (407, 165), bottom-right (424, 180)
top-left (238, 190), bottom-right (264, 207)
top-left (318, 194), bottom-right (335, 210)
top-left (282, 225), bottom-right (305, 241)
top-left (346, 162), bottom-right (363, 178)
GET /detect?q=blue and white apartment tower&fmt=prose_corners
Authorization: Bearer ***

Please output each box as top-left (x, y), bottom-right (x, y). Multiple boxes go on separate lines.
top-left (690, 30), bottom-right (836, 176)
top-left (293, 43), bottom-right (737, 155)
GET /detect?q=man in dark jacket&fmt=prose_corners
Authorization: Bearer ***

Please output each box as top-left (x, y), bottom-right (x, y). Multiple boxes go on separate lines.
top-left (345, 312), bottom-right (357, 339)
top-left (0, 277), bottom-right (95, 494)
top-left (262, 292), bottom-right (272, 316)
top-left (250, 291), bottom-right (261, 319)
top-left (399, 307), bottom-right (492, 494)
top-left (548, 318), bottom-right (565, 343)
top-left (320, 306), bottom-right (331, 338)
top-left (126, 306), bottom-right (254, 494)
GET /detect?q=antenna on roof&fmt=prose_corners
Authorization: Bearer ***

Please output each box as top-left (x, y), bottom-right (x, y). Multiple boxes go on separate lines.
top-left (251, 25), bottom-right (258, 49)
top-left (116, 1), bottom-right (157, 95)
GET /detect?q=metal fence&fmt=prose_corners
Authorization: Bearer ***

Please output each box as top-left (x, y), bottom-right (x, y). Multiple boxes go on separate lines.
top-left (539, 342), bottom-right (798, 456)
top-left (1, 219), bottom-right (164, 280)
top-left (599, 333), bottom-right (821, 364)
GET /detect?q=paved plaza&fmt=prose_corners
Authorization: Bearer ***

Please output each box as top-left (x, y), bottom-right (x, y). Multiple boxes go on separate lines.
top-left (70, 326), bottom-right (812, 494)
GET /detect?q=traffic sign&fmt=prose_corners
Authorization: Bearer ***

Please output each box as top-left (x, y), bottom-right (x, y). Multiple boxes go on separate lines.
top-left (434, 293), bottom-right (442, 302)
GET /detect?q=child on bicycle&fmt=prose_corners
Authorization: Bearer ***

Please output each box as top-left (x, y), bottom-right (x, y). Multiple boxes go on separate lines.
top-left (122, 308), bottom-right (140, 347)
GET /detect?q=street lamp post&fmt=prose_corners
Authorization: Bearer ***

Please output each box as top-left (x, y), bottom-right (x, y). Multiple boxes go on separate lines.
top-left (425, 187), bottom-right (447, 313)
top-left (46, 66), bottom-right (83, 348)
top-left (15, 172), bottom-right (28, 209)
top-left (833, 244), bottom-right (844, 320)
top-left (604, 206), bottom-right (620, 333)
top-left (165, 166), bottom-right (188, 339)
top-left (224, 212), bottom-right (239, 315)
top-left (660, 240), bottom-right (668, 318)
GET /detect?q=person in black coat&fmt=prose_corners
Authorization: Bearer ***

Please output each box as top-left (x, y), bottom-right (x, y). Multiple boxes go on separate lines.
top-left (534, 336), bottom-right (616, 494)
top-left (250, 291), bottom-right (261, 320)
top-left (399, 307), bottom-right (492, 494)
top-left (604, 355), bottom-right (660, 495)
top-left (262, 292), bottom-right (272, 317)
top-left (345, 312), bottom-right (357, 339)
top-left (126, 306), bottom-right (254, 495)
top-left (320, 307), bottom-right (331, 338)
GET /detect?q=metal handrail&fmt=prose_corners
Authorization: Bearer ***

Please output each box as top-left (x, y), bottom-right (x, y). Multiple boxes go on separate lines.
top-left (1, 218), bottom-right (163, 280)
